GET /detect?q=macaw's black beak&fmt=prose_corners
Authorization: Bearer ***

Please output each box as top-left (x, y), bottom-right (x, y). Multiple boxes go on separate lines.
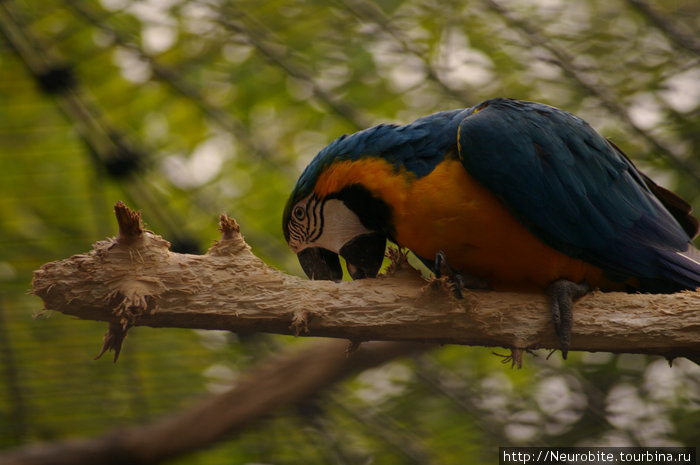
top-left (297, 247), bottom-right (343, 281)
top-left (339, 232), bottom-right (386, 280)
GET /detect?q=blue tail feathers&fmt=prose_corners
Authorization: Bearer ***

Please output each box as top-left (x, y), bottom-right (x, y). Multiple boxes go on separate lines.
top-left (656, 245), bottom-right (700, 291)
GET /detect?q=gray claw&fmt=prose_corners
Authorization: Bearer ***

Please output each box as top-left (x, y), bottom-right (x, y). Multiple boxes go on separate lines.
top-left (547, 279), bottom-right (590, 360)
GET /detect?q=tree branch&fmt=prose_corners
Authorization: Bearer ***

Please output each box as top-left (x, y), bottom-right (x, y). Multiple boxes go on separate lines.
top-left (0, 339), bottom-right (426, 465)
top-left (32, 202), bottom-right (700, 362)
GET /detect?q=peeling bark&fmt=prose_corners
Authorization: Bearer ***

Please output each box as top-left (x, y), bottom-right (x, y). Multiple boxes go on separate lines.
top-left (31, 202), bottom-right (700, 362)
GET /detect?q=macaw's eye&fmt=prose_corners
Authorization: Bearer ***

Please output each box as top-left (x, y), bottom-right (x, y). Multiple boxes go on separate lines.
top-left (293, 206), bottom-right (306, 221)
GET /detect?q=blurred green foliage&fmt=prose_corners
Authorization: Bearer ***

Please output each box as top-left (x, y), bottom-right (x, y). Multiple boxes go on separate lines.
top-left (0, 0), bottom-right (698, 463)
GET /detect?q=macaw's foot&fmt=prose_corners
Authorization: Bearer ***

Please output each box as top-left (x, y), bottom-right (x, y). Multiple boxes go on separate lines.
top-left (434, 250), bottom-right (489, 299)
top-left (546, 279), bottom-right (590, 360)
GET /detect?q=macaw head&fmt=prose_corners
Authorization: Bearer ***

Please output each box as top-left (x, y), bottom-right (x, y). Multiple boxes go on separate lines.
top-left (283, 139), bottom-right (392, 281)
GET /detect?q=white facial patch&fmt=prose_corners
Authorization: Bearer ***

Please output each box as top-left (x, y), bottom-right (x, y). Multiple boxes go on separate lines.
top-left (287, 195), bottom-right (371, 254)
top-left (314, 199), bottom-right (371, 253)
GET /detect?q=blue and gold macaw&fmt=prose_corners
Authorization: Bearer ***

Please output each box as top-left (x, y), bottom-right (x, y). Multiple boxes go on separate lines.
top-left (283, 98), bottom-right (700, 357)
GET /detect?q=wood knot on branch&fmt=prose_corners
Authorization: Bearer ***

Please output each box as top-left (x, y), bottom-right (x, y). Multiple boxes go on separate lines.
top-left (92, 203), bottom-right (172, 361)
top-left (95, 322), bottom-right (129, 363)
top-left (209, 213), bottom-right (251, 256)
top-left (115, 200), bottom-right (144, 245)
top-left (97, 277), bottom-right (163, 363)
top-left (218, 214), bottom-right (240, 239)
top-left (107, 277), bottom-right (165, 326)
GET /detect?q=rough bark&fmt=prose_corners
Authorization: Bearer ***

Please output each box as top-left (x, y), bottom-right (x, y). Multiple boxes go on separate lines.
top-left (31, 202), bottom-right (700, 362)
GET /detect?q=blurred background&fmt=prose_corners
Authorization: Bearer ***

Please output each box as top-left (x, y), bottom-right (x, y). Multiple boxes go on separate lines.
top-left (0, 0), bottom-right (698, 462)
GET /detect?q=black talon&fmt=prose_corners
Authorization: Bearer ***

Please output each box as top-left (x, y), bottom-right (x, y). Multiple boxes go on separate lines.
top-left (449, 273), bottom-right (465, 299)
top-left (434, 250), bottom-right (491, 299)
top-left (546, 279), bottom-right (590, 360)
top-left (434, 250), bottom-right (448, 279)
top-left (434, 250), bottom-right (464, 299)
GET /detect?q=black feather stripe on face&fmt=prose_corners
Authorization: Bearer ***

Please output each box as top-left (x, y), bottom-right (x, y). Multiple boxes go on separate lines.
top-left (287, 194), bottom-right (326, 248)
top-left (329, 184), bottom-right (394, 235)
top-left (305, 194), bottom-right (325, 243)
